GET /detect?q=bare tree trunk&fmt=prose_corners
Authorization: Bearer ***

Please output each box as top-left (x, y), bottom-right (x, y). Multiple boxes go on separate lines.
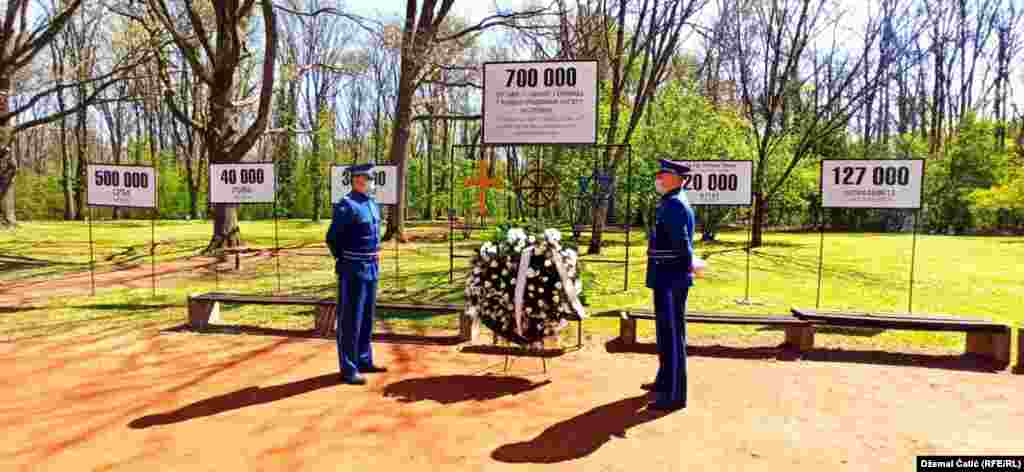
top-left (0, 76), bottom-right (14, 227)
top-left (60, 116), bottom-right (75, 220)
top-left (74, 108), bottom-right (88, 221)
top-left (0, 178), bottom-right (13, 226)
top-left (187, 144), bottom-right (201, 220)
top-left (211, 204), bottom-right (241, 248)
top-left (384, 71), bottom-right (415, 242)
top-left (311, 128), bottom-right (323, 222)
top-left (426, 115), bottom-right (434, 220)
top-left (751, 192), bottom-right (766, 246)
top-left (995, 25), bottom-right (1009, 151)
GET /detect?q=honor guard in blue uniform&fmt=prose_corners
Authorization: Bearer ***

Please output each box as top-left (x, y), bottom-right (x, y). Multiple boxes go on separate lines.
top-left (326, 163), bottom-right (387, 385)
top-left (643, 158), bottom-right (696, 411)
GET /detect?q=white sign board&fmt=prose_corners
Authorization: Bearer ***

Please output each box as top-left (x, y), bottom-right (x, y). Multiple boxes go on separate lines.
top-left (821, 159), bottom-right (924, 209)
top-left (483, 60), bottom-right (598, 144)
top-left (677, 160), bottom-right (753, 206)
top-left (331, 165), bottom-right (398, 205)
top-left (209, 162), bottom-right (276, 204)
top-left (87, 164), bottom-right (157, 208)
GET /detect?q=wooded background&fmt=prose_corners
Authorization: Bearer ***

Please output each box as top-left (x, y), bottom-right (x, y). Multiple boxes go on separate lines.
top-left (2, 0), bottom-right (1022, 253)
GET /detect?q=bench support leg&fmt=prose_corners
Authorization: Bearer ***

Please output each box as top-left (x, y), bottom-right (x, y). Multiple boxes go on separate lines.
top-left (966, 331), bottom-right (1011, 367)
top-left (316, 304), bottom-right (337, 338)
top-left (460, 313), bottom-right (479, 343)
top-left (620, 317), bottom-right (637, 345)
top-left (1017, 329), bottom-right (1024, 374)
top-left (188, 298), bottom-right (222, 329)
top-left (784, 325), bottom-right (815, 352)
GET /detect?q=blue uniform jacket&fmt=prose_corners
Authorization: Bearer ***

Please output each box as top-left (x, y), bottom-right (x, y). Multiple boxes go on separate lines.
top-left (646, 187), bottom-right (695, 289)
top-left (326, 192), bottom-right (381, 281)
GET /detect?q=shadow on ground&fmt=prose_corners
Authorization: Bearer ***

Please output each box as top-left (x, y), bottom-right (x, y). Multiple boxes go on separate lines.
top-left (756, 325), bottom-right (886, 337)
top-left (491, 394), bottom-right (668, 463)
top-left (605, 337), bottom-right (1007, 373)
top-left (800, 348), bottom-right (1007, 373)
top-left (605, 338), bottom-right (800, 361)
top-left (382, 375), bottom-right (551, 404)
top-left (161, 324), bottom-right (464, 346)
top-left (128, 373), bottom-right (342, 428)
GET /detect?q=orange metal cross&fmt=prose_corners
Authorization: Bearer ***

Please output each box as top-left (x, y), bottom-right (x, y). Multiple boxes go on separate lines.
top-left (464, 159), bottom-right (503, 217)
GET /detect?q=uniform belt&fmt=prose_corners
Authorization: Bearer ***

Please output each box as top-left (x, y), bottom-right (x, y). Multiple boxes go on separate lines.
top-left (647, 249), bottom-right (686, 260)
top-left (341, 250), bottom-right (380, 261)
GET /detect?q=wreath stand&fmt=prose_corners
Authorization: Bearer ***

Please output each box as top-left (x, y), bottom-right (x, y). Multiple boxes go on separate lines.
top-left (491, 332), bottom-right (561, 374)
top-left (461, 315), bottom-right (584, 375)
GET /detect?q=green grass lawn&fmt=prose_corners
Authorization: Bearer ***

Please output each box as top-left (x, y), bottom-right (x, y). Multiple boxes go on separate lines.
top-left (2, 220), bottom-right (1022, 359)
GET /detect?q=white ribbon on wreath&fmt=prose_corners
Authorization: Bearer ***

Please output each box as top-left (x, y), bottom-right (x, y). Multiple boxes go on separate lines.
top-left (512, 243), bottom-right (586, 336)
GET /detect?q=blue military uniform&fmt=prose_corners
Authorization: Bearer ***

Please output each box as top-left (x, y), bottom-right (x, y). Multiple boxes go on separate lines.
top-left (645, 159), bottom-right (695, 410)
top-left (326, 164), bottom-right (382, 383)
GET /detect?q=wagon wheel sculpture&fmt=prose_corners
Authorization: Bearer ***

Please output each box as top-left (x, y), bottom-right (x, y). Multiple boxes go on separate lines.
top-left (517, 166), bottom-right (560, 209)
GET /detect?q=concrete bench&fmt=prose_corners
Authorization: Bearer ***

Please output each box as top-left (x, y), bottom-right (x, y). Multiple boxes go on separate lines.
top-left (186, 292), bottom-right (476, 341)
top-left (604, 309), bottom-right (815, 351)
top-left (792, 308), bottom-right (1012, 367)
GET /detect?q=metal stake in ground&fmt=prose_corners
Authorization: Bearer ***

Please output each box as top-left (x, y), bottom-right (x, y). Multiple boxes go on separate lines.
top-left (151, 208), bottom-right (156, 298)
top-left (88, 206), bottom-right (96, 296)
top-left (394, 220), bottom-right (400, 291)
top-left (274, 198), bottom-right (281, 294)
top-left (816, 207), bottom-right (827, 310)
top-left (736, 205), bottom-right (760, 306)
top-left (908, 210), bottom-right (919, 314)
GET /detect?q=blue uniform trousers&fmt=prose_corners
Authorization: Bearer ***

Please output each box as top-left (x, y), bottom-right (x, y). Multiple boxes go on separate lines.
top-left (335, 271), bottom-right (377, 378)
top-left (653, 285), bottom-right (688, 406)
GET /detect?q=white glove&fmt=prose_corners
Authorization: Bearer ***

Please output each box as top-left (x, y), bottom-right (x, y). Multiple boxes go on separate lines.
top-left (691, 256), bottom-right (707, 277)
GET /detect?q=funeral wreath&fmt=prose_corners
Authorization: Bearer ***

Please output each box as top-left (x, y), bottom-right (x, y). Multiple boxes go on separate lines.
top-left (464, 226), bottom-right (587, 346)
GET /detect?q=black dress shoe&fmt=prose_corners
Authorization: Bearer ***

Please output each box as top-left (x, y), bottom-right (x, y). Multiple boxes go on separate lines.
top-left (647, 400), bottom-right (686, 411)
top-left (360, 365), bottom-right (388, 373)
top-left (341, 374), bottom-right (367, 385)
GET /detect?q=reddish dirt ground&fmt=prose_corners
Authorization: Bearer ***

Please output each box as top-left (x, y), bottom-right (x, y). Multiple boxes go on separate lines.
top-left (0, 323), bottom-right (1021, 472)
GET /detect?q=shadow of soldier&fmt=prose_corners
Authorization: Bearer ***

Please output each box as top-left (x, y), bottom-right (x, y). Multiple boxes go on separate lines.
top-left (491, 394), bottom-right (669, 463)
top-left (382, 375), bottom-right (551, 404)
top-left (128, 373), bottom-right (342, 429)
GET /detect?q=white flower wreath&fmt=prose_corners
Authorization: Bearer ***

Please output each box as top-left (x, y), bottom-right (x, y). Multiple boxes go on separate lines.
top-left (464, 227), bottom-right (587, 346)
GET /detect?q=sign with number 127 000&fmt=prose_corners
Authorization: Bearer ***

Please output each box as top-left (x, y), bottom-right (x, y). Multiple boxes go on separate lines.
top-left (209, 163), bottom-right (276, 204)
top-left (821, 160), bottom-right (924, 209)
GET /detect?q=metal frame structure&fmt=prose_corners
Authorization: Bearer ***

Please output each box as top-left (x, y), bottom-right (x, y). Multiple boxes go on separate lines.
top-left (207, 161), bottom-right (281, 293)
top-left (447, 143), bottom-right (634, 292)
top-left (815, 159), bottom-right (927, 313)
top-left (85, 163), bottom-right (159, 298)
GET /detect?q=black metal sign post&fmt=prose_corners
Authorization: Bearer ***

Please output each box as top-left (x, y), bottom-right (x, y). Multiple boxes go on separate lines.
top-left (151, 208), bottom-right (156, 298)
top-left (86, 163), bottom-right (159, 298)
top-left (449, 143), bottom-right (456, 284)
top-left (815, 207), bottom-right (826, 309)
top-left (737, 204), bottom-right (758, 306)
top-left (88, 206), bottom-right (96, 296)
top-left (394, 223), bottom-right (400, 291)
top-left (908, 210), bottom-right (919, 314)
top-left (274, 193), bottom-right (281, 294)
top-left (624, 146), bottom-right (632, 291)
top-left (207, 161), bottom-right (277, 295)
top-left (213, 234), bottom-right (220, 291)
